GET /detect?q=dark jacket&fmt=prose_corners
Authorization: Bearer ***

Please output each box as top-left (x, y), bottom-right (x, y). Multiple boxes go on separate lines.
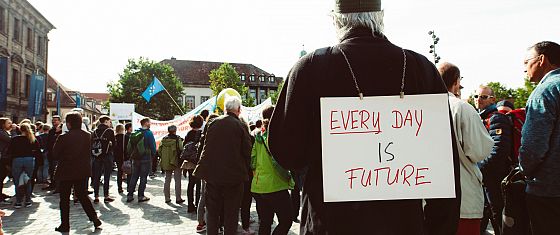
top-left (0, 130), bottom-right (10, 159)
top-left (194, 113), bottom-right (252, 184)
top-left (52, 129), bottom-right (92, 181)
top-left (114, 133), bottom-right (129, 162)
top-left (91, 124), bottom-right (116, 157)
top-left (268, 28), bottom-right (461, 235)
top-left (7, 136), bottom-right (41, 159)
top-left (46, 127), bottom-right (59, 160)
top-left (479, 104), bottom-right (514, 183)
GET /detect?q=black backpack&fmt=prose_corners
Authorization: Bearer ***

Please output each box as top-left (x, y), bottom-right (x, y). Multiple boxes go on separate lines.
top-left (181, 130), bottom-right (201, 163)
top-left (92, 128), bottom-right (110, 158)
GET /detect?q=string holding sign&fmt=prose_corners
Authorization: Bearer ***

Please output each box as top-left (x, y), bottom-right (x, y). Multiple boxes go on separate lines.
top-left (336, 46), bottom-right (408, 99)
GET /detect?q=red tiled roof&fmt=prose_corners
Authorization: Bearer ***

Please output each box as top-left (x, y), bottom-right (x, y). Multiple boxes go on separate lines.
top-left (82, 93), bottom-right (109, 102)
top-left (161, 59), bottom-right (279, 87)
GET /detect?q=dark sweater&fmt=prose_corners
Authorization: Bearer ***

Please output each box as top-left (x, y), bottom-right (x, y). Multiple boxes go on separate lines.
top-left (7, 136), bottom-right (40, 159)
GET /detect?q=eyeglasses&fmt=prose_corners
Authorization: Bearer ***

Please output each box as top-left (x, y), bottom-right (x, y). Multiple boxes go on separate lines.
top-left (524, 55), bottom-right (541, 65)
top-left (473, 94), bottom-right (493, 100)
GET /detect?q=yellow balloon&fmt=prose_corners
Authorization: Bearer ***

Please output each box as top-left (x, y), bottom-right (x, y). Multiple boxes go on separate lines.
top-left (217, 88), bottom-right (242, 111)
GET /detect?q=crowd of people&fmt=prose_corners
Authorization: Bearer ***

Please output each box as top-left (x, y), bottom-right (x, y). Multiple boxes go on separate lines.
top-left (0, 0), bottom-right (559, 235)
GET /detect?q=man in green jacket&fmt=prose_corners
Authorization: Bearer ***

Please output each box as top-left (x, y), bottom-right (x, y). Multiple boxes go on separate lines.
top-left (158, 125), bottom-right (185, 204)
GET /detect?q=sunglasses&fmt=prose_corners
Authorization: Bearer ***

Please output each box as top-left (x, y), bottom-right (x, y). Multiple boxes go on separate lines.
top-left (473, 95), bottom-right (493, 100)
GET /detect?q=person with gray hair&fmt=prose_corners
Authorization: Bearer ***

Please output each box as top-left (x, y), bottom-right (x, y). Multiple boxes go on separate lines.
top-left (267, 0), bottom-right (462, 234)
top-left (194, 94), bottom-right (252, 235)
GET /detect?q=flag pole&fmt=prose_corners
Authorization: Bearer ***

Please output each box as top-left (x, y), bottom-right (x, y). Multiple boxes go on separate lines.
top-left (163, 88), bottom-right (185, 114)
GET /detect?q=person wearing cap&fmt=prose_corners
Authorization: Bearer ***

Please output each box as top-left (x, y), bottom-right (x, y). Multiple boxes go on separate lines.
top-left (519, 41), bottom-right (560, 234)
top-left (268, 0), bottom-right (462, 233)
top-left (439, 62), bottom-right (494, 235)
top-left (476, 89), bottom-right (514, 235)
top-left (158, 125), bottom-right (185, 204)
top-left (496, 100), bottom-right (514, 113)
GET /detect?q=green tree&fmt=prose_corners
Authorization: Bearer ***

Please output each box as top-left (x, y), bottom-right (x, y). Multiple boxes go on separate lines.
top-left (269, 80), bottom-right (284, 104)
top-left (468, 80), bottom-right (537, 110)
top-left (485, 82), bottom-right (516, 101)
top-left (514, 78), bottom-right (537, 108)
top-left (208, 63), bottom-right (255, 107)
top-left (107, 57), bottom-right (185, 121)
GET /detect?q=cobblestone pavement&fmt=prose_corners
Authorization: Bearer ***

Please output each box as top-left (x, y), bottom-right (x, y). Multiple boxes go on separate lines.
top-left (0, 173), bottom-right (300, 235)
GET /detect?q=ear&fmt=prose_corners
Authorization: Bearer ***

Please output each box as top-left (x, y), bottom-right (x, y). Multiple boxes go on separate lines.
top-left (539, 54), bottom-right (546, 67)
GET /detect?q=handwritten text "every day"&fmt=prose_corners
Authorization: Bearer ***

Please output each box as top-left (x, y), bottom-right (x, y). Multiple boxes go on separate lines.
top-left (329, 109), bottom-right (424, 136)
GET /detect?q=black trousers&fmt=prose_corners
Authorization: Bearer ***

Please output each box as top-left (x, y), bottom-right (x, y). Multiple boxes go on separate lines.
top-left (206, 182), bottom-right (244, 235)
top-left (526, 194), bottom-right (560, 235)
top-left (290, 172), bottom-right (302, 220)
top-left (254, 190), bottom-right (293, 235)
top-left (59, 179), bottom-right (98, 227)
top-left (187, 170), bottom-right (201, 207)
top-left (240, 179), bottom-right (252, 230)
top-left (481, 180), bottom-right (504, 235)
top-left (116, 160), bottom-right (124, 191)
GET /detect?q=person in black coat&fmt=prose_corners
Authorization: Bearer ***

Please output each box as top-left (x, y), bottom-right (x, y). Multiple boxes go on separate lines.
top-left (0, 118), bottom-right (12, 203)
top-left (267, 1), bottom-right (461, 234)
top-left (43, 115), bottom-right (62, 191)
top-left (52, 112), bottom-right (101, 232)
top-left (114, 124), bottom-right (129, 193)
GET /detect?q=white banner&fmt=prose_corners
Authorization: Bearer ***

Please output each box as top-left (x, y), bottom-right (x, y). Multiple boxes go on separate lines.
top-left (133, 97), bottom-right (273, 145)
top-left (320, 93), bottom-right (455, 202)
top-left (109, 103), bottom-right (135, 120)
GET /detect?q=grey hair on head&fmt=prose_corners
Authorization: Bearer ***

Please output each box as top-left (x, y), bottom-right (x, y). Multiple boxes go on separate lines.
top-left (224, 96), bottom-right (242, 112)
top-left (332, 11), bottom-right (384, 42)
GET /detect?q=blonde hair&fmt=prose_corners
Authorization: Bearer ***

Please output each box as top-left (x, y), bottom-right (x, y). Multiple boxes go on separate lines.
top-left (115, 124), bottom-right (125, 134)
top-left (20, 123), bottom-right (36, 143)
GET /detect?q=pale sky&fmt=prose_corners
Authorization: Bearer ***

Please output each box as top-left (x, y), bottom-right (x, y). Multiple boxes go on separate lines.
top-left (28, 0), bottom-right (560, 96)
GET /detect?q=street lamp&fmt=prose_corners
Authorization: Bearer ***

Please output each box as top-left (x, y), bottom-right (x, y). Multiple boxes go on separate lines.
top-left (428, 30), bottom-right (441, 64)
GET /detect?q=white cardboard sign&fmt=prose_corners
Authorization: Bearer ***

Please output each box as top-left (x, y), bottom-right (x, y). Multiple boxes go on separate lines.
top-left (320, 93), bottom-right (455, 202)
top-left (110, 103), bottom-right (135, 120)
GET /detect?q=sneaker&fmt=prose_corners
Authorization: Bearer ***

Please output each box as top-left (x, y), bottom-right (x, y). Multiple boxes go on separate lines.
top-left (104, 197), bottom-right (115, 203)
top-left (176, 199), bottom-right (185, 204)
top-left (242, 228), bottom-right (255, 235)
top-left (93, 198), bottom-right (100, 204)
top-left (126, 197), bottom-right (134, 203)
top-left (187, 205), bottom-right (196, 213)
top-left (25, 201), bottom-right (32, 207)
top-left (196, 224), bottom-right (207, 233)
top-left (118, 189), bottom-right (124, 194)
top-left (165, 199), bottom-right (171, 204)
top-left (14, 203), bottom-right (22, 209)
top-left (0, 198), bottom-right (11, 205)
top-left (55, 226), bottom-right (69, 232)
top-left (138, 196), bottom-right (150, 202)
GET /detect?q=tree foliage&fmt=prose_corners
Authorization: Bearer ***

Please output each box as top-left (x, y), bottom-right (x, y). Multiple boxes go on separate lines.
top-left (269, 80), bottom-right (284, 104)
top-left (208, 63), bottom-right (255, 106)
top-left (468, 79), bottom-right (537, 109)
top-left (107, 57), bottom-right (185, 121)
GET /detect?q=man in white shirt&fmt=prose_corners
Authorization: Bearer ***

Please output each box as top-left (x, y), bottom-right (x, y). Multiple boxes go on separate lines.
top-left (438, 62), bottom-right (494, 235)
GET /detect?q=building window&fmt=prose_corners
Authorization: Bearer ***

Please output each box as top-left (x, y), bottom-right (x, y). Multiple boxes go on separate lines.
top-left (259, 74), bottom-right (265, 82)
top-left (201, 96), bottom-right (210, 103)
top-left (240, 73), bottom-right (246, 81)
top-left (249, 88), bottom-right (257, 105)
top-left (0, 6), bottom-right (5, 33)
top-left (26, 27), bottom-right (33, 49)
top-left (259, 89), bottom-right (267, 103)
top-left (10, 69), bottom-right (19, 95)
top-left (37, 36), bottom-right (44, 56)
top-left (185, 96), bottom-right (195, 110)
top-left (23, 74), bottom-right (30, 98)
top-left (269, 76), bottom-right (275, 83)
top-left (13, 18), bottom-right (20, 42)
top-left (249, 74), bottom-right (255, 82)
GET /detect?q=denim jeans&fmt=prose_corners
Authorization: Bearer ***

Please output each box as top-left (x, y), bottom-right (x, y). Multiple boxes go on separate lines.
top-left (12, 157), bottom-right (35, 203)
top-left (92, 154), bottom-right (114, 197)
top-left (127, 159), bottom-right (151, 198)
top-left (38, 157), bottom-right (49, 183)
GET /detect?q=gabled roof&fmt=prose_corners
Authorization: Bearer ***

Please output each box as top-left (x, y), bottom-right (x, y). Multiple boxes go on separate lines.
top-left (161, 59), bottom-right (275, 86)
top-left (46, 75), bottom-right (102, 113)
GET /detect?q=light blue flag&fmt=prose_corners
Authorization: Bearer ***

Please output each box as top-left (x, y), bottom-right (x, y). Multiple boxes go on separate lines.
top-left (142, 77), bottom-right (165, 102)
